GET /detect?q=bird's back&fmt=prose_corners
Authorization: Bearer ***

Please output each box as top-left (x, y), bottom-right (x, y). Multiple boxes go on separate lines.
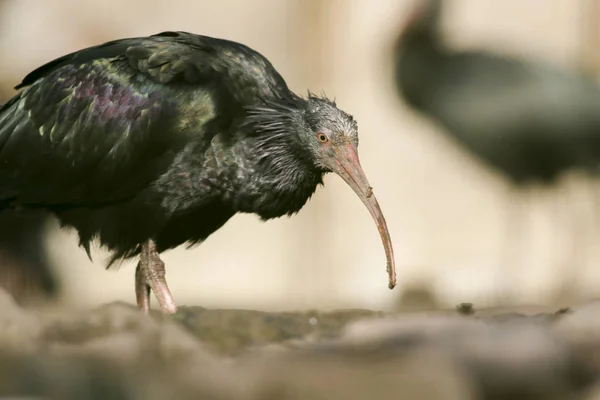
top-left (0, 31), bottom-right (290, 208)
top-left (0, 32), bottom-right (295, 260)
top-left (0, 55), bottom-right (185, 207)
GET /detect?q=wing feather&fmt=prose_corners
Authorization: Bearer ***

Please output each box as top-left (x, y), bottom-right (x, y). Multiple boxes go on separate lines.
top-left (0, 32), bottom-right (292, 209)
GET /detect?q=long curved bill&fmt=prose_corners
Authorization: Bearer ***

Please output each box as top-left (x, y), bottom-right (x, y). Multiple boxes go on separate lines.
top-left (330, 144), bottom-right (396, 289)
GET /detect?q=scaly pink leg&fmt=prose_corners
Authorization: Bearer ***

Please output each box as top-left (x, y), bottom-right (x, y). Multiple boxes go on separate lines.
top-left (134, 239), bottom-right (177, 314)
top-left (135, 261), bottom-right (151, 313)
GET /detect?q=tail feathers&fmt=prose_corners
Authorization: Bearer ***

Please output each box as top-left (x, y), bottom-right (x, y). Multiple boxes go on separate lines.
top-left (81, 240), bottom-right (93, 262)
top-left (78, 234), bottom-right (142, 269)
top-left (106, 244), bottom-right (141, 270)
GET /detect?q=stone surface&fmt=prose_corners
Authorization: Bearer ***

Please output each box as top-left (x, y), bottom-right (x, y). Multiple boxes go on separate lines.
top-left (0, 290), bottom-right (598, 399)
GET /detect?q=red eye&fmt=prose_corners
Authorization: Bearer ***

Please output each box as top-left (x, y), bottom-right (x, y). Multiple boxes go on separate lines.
top-left (317, 133), bottom-right (329, 143)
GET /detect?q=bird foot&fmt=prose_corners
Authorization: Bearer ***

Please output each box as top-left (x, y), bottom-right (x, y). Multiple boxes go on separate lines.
top-left (135, 240), bottom-right (178, 314)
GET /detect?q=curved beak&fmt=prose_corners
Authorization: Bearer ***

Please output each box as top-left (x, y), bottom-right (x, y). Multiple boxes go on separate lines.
top-left (327, 143), bottom-right (396, 289)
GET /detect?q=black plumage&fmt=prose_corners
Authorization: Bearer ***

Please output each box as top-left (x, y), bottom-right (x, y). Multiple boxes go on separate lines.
top-left (0, 31), bottom-right (396, 313)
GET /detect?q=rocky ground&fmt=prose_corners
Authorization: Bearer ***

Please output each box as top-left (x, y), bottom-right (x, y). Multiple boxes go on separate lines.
top-left (1, 290), bottom-right (600, 399)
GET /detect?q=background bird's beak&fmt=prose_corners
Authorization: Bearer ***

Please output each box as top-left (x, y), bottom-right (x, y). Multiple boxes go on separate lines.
top-left (328, 143), bottom-right (397, 289)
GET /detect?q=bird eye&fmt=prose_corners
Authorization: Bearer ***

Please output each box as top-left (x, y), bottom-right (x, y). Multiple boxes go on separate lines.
top-left (317, 133), bottom-right (329, 143)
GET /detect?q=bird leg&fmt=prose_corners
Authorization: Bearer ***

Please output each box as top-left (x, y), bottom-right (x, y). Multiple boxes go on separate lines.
top-left (135, 262), bottom-right (151, 313)
top-left (134, 239), bottom-right (177, 314)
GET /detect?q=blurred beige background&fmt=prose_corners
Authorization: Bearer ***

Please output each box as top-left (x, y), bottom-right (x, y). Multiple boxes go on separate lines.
top-left (0, 0), bottom-right (599, 312)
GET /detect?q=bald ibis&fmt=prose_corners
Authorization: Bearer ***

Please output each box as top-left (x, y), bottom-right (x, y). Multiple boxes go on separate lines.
top-left (0, 31), bottom-right (396, 313)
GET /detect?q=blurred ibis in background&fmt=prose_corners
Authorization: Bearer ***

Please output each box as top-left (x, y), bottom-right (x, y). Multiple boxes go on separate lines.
top-left (0, 0), bottom-right (59, 305)
top-left (0, 205), bottom-right (58, 304)
top-left (393, 0), bottom-right (600, 302)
